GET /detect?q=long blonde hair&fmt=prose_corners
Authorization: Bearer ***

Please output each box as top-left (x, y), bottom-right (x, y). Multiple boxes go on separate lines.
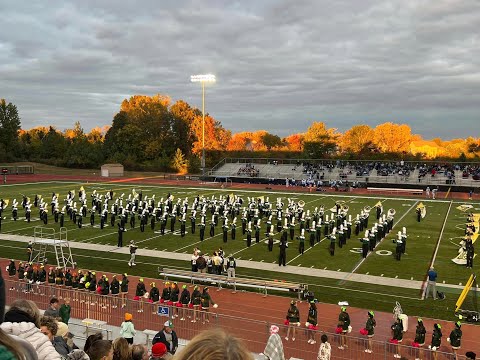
top-left (0, 328), bottom-right (26, 360)
top-left (174, 329), bottom-right (253, 360)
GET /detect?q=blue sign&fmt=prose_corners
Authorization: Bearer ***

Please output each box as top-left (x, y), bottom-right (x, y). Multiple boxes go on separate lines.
top-left (157, 306), bottom-right (170, 317)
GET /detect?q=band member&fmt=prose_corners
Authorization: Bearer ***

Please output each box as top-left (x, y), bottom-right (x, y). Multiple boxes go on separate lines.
top-left (246, 221), bottom-right (252, 247)
top-left (117, 223), bottom-right (126, 247)
top-left (199, 218), bottom-right (205, 241)
top-left (279, 237), bottom-right (288, 266)
top-left (297, 229), bottom-right (305, 255)
top-left (268, 232), bottom-right (274, 252)
top-left (361, 230), bottom-right (370, 258)
top-left (231, 218), bottom-right (237, 240)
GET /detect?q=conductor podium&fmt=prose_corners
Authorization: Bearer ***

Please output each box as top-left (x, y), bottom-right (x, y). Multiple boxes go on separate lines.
top-left (32, 226), bottom-right (75, 269)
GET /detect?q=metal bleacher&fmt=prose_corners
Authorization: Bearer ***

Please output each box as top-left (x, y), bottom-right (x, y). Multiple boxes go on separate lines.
top-left (209, 159), bottom-right (480, 188)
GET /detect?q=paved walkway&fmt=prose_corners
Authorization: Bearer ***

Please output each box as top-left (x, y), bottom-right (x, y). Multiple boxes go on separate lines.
top-left (0, 233), bottom-right (464, 291)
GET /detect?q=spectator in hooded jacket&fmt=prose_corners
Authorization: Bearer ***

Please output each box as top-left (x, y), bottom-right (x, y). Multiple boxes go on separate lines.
top-left (0, 299), bottom-right (62, 360)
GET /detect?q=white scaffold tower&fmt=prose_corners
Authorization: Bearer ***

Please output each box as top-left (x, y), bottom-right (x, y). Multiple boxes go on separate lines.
top-left (32, 226), bottom-right (75, 269)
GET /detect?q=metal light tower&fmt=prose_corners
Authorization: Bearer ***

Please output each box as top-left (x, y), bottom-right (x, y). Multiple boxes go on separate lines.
top-left (190, 74), bottom-right (216, 175)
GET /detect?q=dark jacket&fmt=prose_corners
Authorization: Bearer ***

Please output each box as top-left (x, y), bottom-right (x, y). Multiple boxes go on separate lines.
top-left (152, 329), bottom-right (178, 354)
top-left (414, 324), bottom-right (426, 344)
top-left (449, 328), bottom-right (462, 347)
top-left (366, 318), bottom-right (376, 336)
top-left (52, 336), bottom-right (70, 358)
top-left (179, 289), bottom-right (190, 305)
top-left (431, 328), bottom-right (442, 347)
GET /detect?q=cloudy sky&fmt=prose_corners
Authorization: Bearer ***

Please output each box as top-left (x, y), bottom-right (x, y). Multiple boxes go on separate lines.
top-left (1, 0), bottom-right (479, 139)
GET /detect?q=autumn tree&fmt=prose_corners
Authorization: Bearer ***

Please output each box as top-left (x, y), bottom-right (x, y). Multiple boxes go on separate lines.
top-left (340, 124), bottom-right (375, 153)
top-left (172, 148), bottom-right (187, 173)
top-left (283, 133), bottom-right (304, 151)
top-left (373, 122), bottom-right (413, 153)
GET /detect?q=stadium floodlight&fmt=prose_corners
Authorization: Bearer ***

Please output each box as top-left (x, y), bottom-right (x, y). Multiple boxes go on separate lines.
top-left (190, 74), bottom-right (216, 176)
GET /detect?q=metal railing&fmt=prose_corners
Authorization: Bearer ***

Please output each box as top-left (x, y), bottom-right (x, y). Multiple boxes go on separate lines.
top-left (3, 279), bottom-right (467, 360)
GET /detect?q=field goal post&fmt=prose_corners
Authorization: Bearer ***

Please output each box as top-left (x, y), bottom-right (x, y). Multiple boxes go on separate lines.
top-left (32, 226), bottom-right (75, 270)
top-left (455, 273), bottom-right (479, 322)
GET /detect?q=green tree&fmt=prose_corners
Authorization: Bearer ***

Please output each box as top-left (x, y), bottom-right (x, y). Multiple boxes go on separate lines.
top-left (0, 99), bottom-right (21, 160)
top-left (262, 132), bottom-right (283, 150)
top-left (303, 122), bottom-right (338, 158)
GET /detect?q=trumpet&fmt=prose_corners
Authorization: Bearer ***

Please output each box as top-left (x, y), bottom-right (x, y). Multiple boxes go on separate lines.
top-left (363, 205), bottom-right (372, 213)
top-left (388, 209), bottom-right (396, 217)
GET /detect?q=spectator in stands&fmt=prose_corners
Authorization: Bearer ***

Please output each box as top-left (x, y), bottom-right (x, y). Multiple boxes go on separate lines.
top-left (85, 339), bottom-right (113, 360)
top-left (40, 316), bottom-right (70, 358)
top-left (0, 299), bottom-right (62, 360)
top-left (152, 321), bottom-right (178, 355)
top-left (44, 298), bottom-right (60, 318)
top-left (263, 325), bottom-right (284, 360)
top-left (466, 351), bottom-right (476, 359)
top-left (112, 337), bottom-right (130, 360)
top-left (0, 328), bottom-right (36, 360)
top-left (84, 333), bottom-right (103, 353)
top-left (130, 344), bottom-right (150, 360)
top-left (174, 328), bottom-right (253, 360)
top-left (150, 342), bottom-right (172, 360)
top-left (119, 313), bottom-right (136, 345)
top-left (317, 334), bottom-right (331, 360)
top-left (59, 298), bottom-right (71, 325)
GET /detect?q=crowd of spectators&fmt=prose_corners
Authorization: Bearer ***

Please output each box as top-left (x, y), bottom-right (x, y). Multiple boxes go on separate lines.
top-left (237, 164), bottom-right (259, 178)
top-left (231, 160), bottom-right (480, 185)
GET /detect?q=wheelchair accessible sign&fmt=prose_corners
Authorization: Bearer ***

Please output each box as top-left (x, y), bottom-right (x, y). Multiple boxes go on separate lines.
top-left (157, 306), bottom-right (170, 317)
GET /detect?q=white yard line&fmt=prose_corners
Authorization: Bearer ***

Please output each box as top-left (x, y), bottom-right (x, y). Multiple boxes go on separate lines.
top-left (421, 200), bottom-right (453, 300)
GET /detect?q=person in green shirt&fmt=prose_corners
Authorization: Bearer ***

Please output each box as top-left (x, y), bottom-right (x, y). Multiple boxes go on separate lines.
top-left (59, 299), bottom-right (71, 325)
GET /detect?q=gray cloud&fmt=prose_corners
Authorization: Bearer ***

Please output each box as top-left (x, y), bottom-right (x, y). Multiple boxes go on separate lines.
top-left (0, 0), bottom-right (478, 139)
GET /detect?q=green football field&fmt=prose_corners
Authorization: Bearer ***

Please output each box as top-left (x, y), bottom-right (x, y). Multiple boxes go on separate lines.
top-left (0, 180), bottom-right (478, 320)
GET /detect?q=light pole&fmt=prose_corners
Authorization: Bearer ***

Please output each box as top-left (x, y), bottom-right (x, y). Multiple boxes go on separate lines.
top-left (190, 74), bottom-right (216, 176)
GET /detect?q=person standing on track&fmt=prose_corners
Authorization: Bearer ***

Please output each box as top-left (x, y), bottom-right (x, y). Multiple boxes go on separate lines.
top-left (179, 285), bottom-right (190, 321)
top-left (429, 323), bottom-right (442, 360)
top-left (306, 299), bottom-right (318, 345)
top-left (414, 318), bottom-right (426, 360)
top-left (337, 306), bottom-right (350, 350)
top-left (364, 311), bottom-right (376, 354)
top-left (285, 300), bottom-right (300, 341)
top-left (448, 321), bottom-right (462, 359)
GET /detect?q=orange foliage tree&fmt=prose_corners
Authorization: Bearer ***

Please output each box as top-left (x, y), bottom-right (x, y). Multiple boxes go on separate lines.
top-left (373, 122), bottom-right (413, 153)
